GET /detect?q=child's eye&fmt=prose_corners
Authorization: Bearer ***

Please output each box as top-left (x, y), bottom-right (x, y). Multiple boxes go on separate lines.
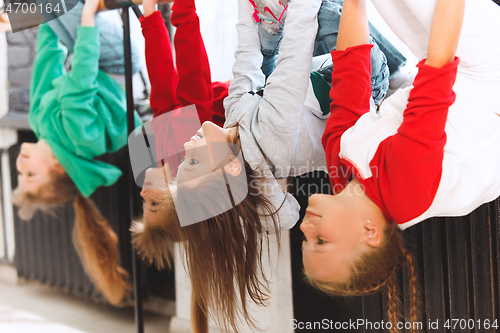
top-left (151, 201), bottom-right (159, 206)
top-left (189, 159), bottom-right (199, 166)
top-left (317, 239), bottom-right (326, 245)
top-left (27, 172), bottom-right (34, 177)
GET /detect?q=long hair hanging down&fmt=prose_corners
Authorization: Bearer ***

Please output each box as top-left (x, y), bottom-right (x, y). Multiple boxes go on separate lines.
top-left (305, 223), bottom-right (419, 333)
top-left (131, 213), bottom-right (178, 270)
top-left (13, 171), bottom-right (131, 305)
top-left (132, 160), bottom-right (281, 332)
top-left (175, 159), bottom-right (281, 333)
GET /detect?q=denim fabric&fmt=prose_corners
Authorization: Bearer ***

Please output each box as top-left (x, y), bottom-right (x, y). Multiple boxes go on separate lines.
top-left (314, 0), bottom-right (406, 74)
top-left (313, 36), bottom-right (389, 106)
top-left (259, 23), bottom-right (283, 78)
top-left (39, 0), bottom-right (140, 74)
top-left (369, 23), bottom-right (406, 75)
top-left (259, 0), bottom-right (391, 105)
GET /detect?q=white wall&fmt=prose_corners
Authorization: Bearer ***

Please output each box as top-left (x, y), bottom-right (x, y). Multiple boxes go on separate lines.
top-left (196, 0), bottom-right (238, 82)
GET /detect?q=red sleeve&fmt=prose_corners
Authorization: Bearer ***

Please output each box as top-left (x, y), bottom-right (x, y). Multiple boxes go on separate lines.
top-left (364, 58), bottom-right (459, 223)
top-left (140, 11), bottom-right (180, 117)
top-left (170, 0), bottom-right (213, 123)
top-left (322, 44), bottom-right (373, 192)
top-left (143, 1), bottom-right (223, 174)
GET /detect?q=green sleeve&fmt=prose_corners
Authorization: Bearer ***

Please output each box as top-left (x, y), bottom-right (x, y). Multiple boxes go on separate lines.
top-left (59, 26), bottom-right (105, 158)
top-left (30, 23), bottom-right (67, 120)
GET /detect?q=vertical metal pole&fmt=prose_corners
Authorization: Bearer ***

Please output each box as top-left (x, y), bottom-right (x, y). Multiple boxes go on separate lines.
top-left (121, 7), bottom-right (144, 333)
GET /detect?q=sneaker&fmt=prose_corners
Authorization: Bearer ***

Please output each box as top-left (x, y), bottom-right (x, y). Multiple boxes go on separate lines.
top-left (249, 0), bottom-right (289, 35)
top-left (386, 66), bottom-right (418, 98)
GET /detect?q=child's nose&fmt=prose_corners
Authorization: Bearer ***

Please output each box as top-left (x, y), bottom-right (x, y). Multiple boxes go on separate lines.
top-left (300, 220), bottom-right (314, 238)
top-left (140, 189), bottom-right (148, 198)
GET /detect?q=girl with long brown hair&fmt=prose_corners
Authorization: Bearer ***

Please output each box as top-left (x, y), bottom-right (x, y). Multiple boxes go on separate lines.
top-left (13, 0), bottom-right (141, 305)
top-left (301, 0), bottom-right (500, 330)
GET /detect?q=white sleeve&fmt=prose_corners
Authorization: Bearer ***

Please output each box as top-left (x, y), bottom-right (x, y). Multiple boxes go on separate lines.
top-left (253, 0), bottom-right (322, 135)
top-left (223, 0), bottom-right (266, 119)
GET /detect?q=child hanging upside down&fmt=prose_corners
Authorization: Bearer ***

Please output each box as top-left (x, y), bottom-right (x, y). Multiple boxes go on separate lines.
top-left (13, 0), bottom-right (141, 305)
top-left (301, 0), bottom-right (500, 330)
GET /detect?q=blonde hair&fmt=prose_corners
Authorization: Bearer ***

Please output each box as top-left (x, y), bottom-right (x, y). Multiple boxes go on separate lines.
top-left (305, 223), bottom-right (419, 333)
top-left (13, 170), bottom-right (130, 305)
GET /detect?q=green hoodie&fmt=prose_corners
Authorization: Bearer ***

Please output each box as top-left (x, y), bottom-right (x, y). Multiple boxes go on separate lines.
top-left (29, 23), bottom-right (137, 197)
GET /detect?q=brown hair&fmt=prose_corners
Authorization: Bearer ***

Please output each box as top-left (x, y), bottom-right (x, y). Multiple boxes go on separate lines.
top-left (13, 170), bottom-right (130, 305)
top-left (130, 213), bottom-right (178, 270)
top-left (305, 222), bottom-right (419, 333)
top-left (177, 160), bottom-right (280, 333)
top-left (132, 160), bottom-right (280, 332)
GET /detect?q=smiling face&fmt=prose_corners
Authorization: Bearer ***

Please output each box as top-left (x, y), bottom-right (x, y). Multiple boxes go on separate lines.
top-left (176, 121), bottom-right (238, 185)
top-left (16, 140), bottom-right (62, 197)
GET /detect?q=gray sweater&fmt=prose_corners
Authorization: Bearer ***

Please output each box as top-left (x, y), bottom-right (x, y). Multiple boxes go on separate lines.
top-left (224, 0), bottom-right (328, 230)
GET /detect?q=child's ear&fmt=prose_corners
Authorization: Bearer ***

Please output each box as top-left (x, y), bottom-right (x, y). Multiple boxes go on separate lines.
top-left (226, 157), bottom-right (242, 177)
top-left (363, 219), bottom-right (382, 247)
top-left (53, 161), bottom-right (66, 174)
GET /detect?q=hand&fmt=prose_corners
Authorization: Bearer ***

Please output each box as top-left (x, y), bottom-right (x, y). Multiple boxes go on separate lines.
top-left (81, 0), bottom-right (100, 26)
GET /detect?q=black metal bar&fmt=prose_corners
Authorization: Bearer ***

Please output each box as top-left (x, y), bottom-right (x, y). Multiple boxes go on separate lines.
top-left (131, 5), bottom-right (142, 19)
top-left (121, 7), bottom-right (144, 333)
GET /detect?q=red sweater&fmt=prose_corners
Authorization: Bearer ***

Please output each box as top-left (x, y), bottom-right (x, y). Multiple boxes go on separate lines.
top-left (322, 45), bottom-right (459, 223)
top-left (140, 3), bottom-right (229, 171)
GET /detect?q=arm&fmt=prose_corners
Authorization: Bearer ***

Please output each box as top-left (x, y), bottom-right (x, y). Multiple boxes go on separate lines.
top-left (322, 0), bottom-right (372, 188)
top-left (367, 0), bottom-right (464, 222)
top-left (140, 6), bottom-right (180, 116)
top-left (249, 0), bottom-right (322, 135)
top-left (425, 0), bottom-right (464, 68)
top-left (171, 0), bottom-right (214, 123)
top-left (59, 0), bottom-right (104, 157)
top-left (30, 24), bottom-right (67, 115)
top-left (223, 0), bottom-right (266, 116)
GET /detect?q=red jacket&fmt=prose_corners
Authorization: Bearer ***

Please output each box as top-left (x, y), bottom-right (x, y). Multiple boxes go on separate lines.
top-left (140, 2), bottom-right (229, 171)
top-left (322, 44), bottom-right (458, 223)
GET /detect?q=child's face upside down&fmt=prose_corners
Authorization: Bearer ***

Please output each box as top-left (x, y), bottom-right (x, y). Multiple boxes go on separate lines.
top-left (300, 178), bottom-right (387, 283)
top-left (176, 121), bottom-right (239, 185)
top-left (141, 166), bottom-right (172, 228)
top-left (16, 140), bottom-right (63, 197)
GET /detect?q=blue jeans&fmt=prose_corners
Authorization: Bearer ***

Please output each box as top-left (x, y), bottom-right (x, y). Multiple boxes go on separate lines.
top-left (38, 0), bottom-right (140, 74)
top-left (313, 0), bottom-right (406, 74)
top-left (259, 0), bottom-right (402, 106)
